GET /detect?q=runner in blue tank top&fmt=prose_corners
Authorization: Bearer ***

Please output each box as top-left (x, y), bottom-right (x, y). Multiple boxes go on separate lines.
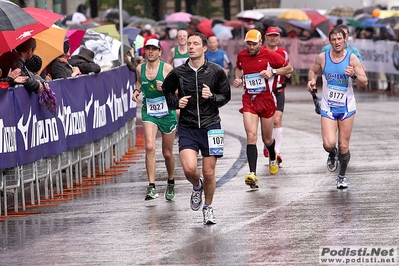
top-left (307, 27), bottom-right (368, 189)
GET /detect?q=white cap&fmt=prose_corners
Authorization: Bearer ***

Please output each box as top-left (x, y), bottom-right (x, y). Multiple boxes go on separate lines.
top-left (144, 24), bottom-right (152, 30)
top-left (145, 39), bottom-right (161, 49)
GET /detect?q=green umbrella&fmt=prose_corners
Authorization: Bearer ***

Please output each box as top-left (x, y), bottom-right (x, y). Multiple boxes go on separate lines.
top-left (347, 18), bottom-right (361, 28)
top-left (134, 35), bottom-right (144, 49)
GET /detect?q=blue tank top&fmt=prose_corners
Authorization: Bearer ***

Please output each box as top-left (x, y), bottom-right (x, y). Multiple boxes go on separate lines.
top-left (322, 51), bottom-right (356, 113)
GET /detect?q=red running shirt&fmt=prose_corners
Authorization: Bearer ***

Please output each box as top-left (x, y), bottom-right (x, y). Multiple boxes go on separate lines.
top-left (236, 46), bottom-right (288, 95)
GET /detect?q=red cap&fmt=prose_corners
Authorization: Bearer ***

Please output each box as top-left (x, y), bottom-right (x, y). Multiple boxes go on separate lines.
top-left (265, 27), bottom-right (280, 36)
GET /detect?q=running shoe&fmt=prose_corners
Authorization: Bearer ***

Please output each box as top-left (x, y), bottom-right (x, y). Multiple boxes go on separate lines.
top-left (263, 147), bottom-right (269, 158)
top-left (164, 183), bottom-right (176, 201)
top-left (269, 156), bottom-right (279, 175)
top-left (203, 206), bottom-right (216, 225)
top-left (245, 172), bottom-right (259, 188)
top-left (327, 148), bottom-right (339, 172)
top-left (145, 186), bottom-right (159, 201)
top-left (337, 175), bottom-right (348, 189)
top-left (190, 178), bottom-right (203, 211)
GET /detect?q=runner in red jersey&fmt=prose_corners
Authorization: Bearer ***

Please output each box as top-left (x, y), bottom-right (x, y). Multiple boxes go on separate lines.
top-left (262, 26), bottom-right (291, 166)
top-left (233, 29), bottom-right (293, 189)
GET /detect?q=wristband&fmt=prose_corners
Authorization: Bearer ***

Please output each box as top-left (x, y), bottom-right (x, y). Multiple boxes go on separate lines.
top-left (351, 73), bottom-right (358, 80)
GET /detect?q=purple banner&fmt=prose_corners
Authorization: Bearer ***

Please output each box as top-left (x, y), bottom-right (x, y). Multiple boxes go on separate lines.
top-left (0, 89), bottom-right (18, 167)
top-left (0, 65), bottom-right (137, 168)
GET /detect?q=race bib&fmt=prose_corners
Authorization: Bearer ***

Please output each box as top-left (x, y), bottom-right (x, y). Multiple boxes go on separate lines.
top-left (146, 96), bottom-right (169, 118)
top-left (207, 129), bottom-right (224, 156)
top-left (327, 84), bottom-right (347, 107)
top-left (244, 73), bottom-right (266, 94)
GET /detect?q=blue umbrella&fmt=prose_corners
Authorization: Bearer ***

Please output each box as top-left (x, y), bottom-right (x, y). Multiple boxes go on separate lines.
top-left (123, 27), bottom-right (141, 46)
top-left (360, 18), bottom-right (388, 28)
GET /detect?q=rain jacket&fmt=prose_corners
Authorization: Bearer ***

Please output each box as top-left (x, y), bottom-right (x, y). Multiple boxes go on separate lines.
top-left (162, 59), bottom-right (231, 128)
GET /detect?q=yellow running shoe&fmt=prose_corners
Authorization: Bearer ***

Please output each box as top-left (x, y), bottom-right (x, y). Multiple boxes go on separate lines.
top-left (269, 156), bottom-right (279, 175)
top-left (245, 172), bottom-right (259, 188)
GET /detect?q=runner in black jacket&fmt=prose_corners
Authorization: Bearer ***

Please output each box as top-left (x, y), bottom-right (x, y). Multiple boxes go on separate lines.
top-left (162, 32), bottom-right (231, 225)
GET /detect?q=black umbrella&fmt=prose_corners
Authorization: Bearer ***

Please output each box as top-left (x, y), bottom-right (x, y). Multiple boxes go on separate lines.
top-left (353, 6), bottom-right (379, 16)
top-left (378, 16), bottom-right (399, 27)
top-left (0, 1), bottom-right (37, 31)
top-left (98, 8), bottom-right (130, 25)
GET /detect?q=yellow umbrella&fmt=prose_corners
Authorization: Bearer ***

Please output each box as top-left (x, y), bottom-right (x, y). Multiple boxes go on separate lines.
top-left (34, 25), bottom-right (67, 74)
top-left (92, 24), bottom-right (121, 40)
top-left (379, 10), bottom-right (399, 19)
top-left (277, 9), bottom-right (310, 21)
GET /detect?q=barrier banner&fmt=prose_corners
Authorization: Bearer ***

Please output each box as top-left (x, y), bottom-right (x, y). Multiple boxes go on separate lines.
top-left (0, 89), bottom-right (18, 167)
top-left (0, 65), bottom-right (137, 168)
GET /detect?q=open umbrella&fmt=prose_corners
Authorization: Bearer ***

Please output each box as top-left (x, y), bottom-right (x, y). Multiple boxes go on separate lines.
top-left (34, 25), bottom-right (67, 74)
top-left (212, 24), bottom-right (233, 40)
top-left (197, 19), bottom-right (214, 38)
top-left (325, 6), bottom-right (355, 18)
top-left (353, 6), bottom-right (379, 16)
top-left (236, 10), bottom-right (265, 22)
top-left (23, 7), bottom-right (64, 28)
top-left (165, 12), bottom-right (192, 22)
top-left (359, 18), bottom-right (388, 28)
top-left (66, 29), bottom-right (86, 54)
top-left (347, 13), bottom-right (373, 27)
top-left (92, 24), bottom-right (120, 40)
top-left (302, 8), bottom-right (333, 36)
top-left (68, 20), bottom-right (100, 30)
top-left (128, 17), bottom-right (156, 27)
top-left (278, 9), bottom-right (310, 21)
top-left (98, 8), bottom-right (130, 25)
top-left (75, 29), bottom-right (122, 67)
top-left (287, 20), bottom-right (311, 31)
top-left (378, 16), bottom-right (399, 27)
top-left (134, 35), bottom-right (145, 50)
top-left (123, 26), bottom-right (141, 46)
top-left (0, 2), bottom-right (62, 54)
top-left (223, 20), bottom-right (250, 29)
top-left (190, 15), bottom-right (207, 26)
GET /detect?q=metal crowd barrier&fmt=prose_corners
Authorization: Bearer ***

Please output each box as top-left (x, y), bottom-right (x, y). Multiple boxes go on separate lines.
top-left (0, 118), bottom-right (137, 216)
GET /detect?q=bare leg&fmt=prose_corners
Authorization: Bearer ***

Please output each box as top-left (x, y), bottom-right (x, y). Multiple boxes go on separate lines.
top-left (161, 129), bottom-right (176, 181)
top-left (143, 122), bottom-right (159, 184)
top-left (202, 156), bottom-right (217, 206)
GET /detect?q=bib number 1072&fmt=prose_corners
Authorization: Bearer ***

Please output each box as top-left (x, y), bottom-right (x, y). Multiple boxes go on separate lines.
top-left (207, 129), bottom-right (224, 156)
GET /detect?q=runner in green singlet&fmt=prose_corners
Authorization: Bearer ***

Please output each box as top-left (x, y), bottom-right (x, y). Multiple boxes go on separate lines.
top-left (167, 29), bottom-right (189, 67)
top-left (132, 39), bottom-right (177, 201)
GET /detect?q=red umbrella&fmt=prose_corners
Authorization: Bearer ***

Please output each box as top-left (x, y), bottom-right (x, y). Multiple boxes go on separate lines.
top-left (197, 19), bottom-right (214, 37)
top-left (0, 3), bottom-right (64, 54)
top-left (223, 20), bottom-right (250, 29)
top-left (23, 7), bottom-right (64, 28)
top-left (66, 29), bottom-right (86, 54)
top-left (302, 8), bottom-right (333, 36)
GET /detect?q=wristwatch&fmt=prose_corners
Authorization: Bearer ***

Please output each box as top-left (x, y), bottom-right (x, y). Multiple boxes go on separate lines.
top-left (351, 73), bottom-right (358, 80)
top-left (272, 69), bottom-right (277, 76)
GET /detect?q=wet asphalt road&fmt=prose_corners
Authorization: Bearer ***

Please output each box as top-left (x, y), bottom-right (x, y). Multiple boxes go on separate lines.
top-left (1, 86), bottom-right (399, 265)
